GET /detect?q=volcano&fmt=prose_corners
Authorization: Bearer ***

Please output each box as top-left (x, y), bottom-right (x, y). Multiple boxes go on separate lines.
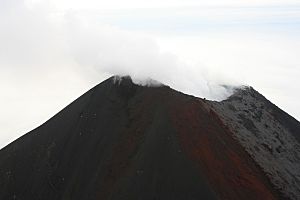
top-left (0, 76), bottom-right (299, 200)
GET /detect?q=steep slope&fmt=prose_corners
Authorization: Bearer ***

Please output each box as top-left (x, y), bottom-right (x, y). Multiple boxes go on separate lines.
top-left (209, 86), bottom-right (300, 199)
top-left (0, 76), bottom-right (285, 200)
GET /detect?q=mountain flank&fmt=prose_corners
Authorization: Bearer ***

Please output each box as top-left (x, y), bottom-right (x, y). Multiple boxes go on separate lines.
top-left (0, 76), bottom-right (299, 200)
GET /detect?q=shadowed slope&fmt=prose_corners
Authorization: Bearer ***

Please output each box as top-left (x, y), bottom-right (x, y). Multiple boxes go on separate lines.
top-left (0, 77), bottom-right (282, 200)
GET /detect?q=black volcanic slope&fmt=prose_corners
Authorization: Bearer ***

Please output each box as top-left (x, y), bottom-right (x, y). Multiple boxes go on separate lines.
top-left (0, 76), bottom-right (298, 200)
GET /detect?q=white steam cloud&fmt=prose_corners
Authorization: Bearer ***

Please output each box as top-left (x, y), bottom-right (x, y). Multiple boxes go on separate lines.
top-left (64, 13), bottom-right (236, 99)
top-left (1, 0), bottom-right (236, 98)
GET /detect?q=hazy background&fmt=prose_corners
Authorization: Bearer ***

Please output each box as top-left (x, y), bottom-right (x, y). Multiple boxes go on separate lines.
top-left (0, 0), bottom-right (299, 148)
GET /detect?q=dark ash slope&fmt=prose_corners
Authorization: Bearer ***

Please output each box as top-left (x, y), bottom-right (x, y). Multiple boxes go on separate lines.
top-left (0, 77), bottom-right (283, 200)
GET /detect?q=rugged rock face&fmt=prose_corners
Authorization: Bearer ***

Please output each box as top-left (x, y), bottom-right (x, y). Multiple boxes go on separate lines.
top-left (0, 76), bottom-right (298, 200)
top-left (209, 87), bottom-right (300, 200)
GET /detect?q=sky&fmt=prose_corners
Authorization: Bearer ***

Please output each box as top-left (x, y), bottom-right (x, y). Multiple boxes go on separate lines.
top-left (0, 0), bottom-right (299, 148)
